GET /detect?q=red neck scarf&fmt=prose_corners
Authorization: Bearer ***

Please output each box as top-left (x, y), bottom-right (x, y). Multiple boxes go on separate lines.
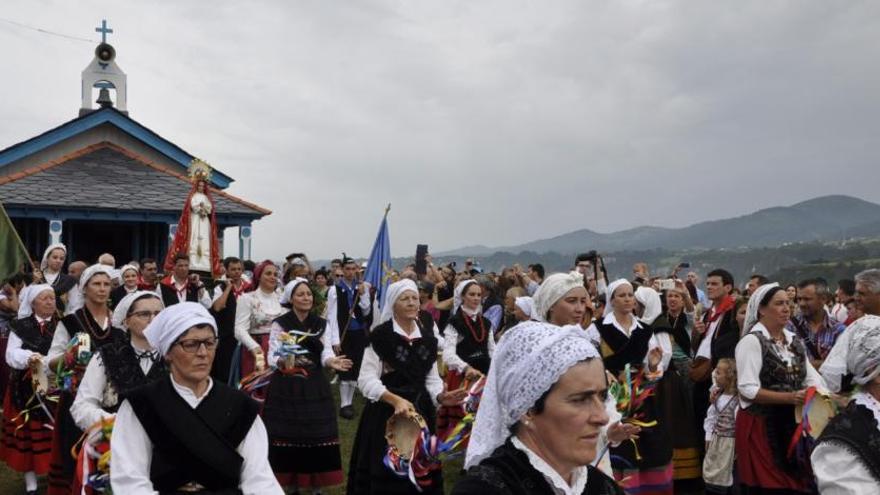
top-left (706, 295), bottom-right (736, 323)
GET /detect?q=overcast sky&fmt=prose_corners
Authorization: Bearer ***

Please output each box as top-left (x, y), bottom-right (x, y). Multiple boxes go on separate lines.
top-left (2, 1), bottom-right (879, 261)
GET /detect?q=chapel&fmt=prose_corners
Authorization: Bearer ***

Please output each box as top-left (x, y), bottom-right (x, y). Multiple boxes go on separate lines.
top-left (0, 21), bottom-right (269, 266)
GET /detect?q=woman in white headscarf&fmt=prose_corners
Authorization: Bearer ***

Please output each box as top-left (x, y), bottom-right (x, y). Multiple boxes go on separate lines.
top-left (110, 302), bottom-right (283, 494)
top-left (37, 243), bottom-right (77, 313)
top-left (812, 315), bottom-right (880, 492)
top-left (438, 280), bottom-right (496, 438)
top-left (513, 296), bottom-right (534, 322)
top-left (455, 321), bottom-right (623, 495)
top-left (70, 291), bottom-right (166, 430)
top-left (638, 286), bottom-right (702, 489)
top-left (584, 279), bottom-right (672, 494)
top-left (109, 264), bottom-right (140, 310)
top-left (45, 264), bottom-right (127, 495)
top-left (532, 272), bottom-right (591, 327)
top-left (0, 284), bottom-right (57, 494)
top-left (261, 278), bottom-right (351, 492)
top-left (347, 279), bottom-right (466, 494)
top-left (734, 283), bottom-right (826, 493)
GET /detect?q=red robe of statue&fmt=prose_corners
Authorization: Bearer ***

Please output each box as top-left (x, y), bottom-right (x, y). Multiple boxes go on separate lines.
top-left (164, 180), bottom-right (222, 277)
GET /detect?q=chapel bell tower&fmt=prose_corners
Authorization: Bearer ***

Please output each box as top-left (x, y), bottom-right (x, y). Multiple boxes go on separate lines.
top-left (79, 19), bottom-right (128, 116)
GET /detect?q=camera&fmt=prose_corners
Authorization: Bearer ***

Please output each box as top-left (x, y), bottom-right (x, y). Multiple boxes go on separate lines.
top-left (658, 279), bottom-right (676, 291)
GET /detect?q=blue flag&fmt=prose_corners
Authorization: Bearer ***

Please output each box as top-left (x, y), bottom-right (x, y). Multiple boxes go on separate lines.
top-left (364, 206), bottom-right (392, 311)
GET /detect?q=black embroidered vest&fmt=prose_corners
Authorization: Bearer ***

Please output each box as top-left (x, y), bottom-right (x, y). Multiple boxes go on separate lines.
top-left (61, 308), bottom-right (126, 353)
top-left (369, 319), bottom-right (438, 409)
top-left (448, 310), bottom-right (492, 374)
top-left (595, 318), bottom-right (653, 375)
top-left (750, 331), bottom-right (807, 394)
top-left (8, 315), bottom-right (57, 410)
top-left (273, 312), bottom-right (326, 371)
top-left (99, 343), bottom-right (167, 413)
top-left (817, 400), bottom-right (880, 485)
top-left (127, 376), bottom-right (259, 494)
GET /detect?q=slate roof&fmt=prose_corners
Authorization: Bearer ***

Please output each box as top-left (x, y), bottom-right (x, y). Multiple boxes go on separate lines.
top-left (0, 143), bottom-right (269, 218)
top-left (0, 107), bottom-right (234, 188)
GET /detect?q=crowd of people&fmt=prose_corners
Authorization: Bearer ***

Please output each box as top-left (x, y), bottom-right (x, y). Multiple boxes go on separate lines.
top-left (0, 242), bottom-right (878, 494)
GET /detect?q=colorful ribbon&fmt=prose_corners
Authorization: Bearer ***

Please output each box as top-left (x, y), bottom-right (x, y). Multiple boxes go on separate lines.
top-left (74, 417), bottom-right (115, 494)
top-left (384, 376), bottom-right (487, 491)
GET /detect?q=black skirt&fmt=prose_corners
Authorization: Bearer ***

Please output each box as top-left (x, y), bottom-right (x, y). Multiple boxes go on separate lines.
top-left (262, 368), bottom-right (342, 484)
top-left (339, 330), bottom-right (368, 381)
top-left (346, 388), bottom-right (442, 495)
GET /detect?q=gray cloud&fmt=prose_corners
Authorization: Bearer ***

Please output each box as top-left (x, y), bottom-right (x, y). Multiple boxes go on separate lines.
top-left (1, 0), bottom-right (879, 261)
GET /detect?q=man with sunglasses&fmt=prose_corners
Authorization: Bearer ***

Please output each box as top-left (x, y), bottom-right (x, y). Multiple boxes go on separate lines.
top-left (111, 302), bottom-right (282, 494)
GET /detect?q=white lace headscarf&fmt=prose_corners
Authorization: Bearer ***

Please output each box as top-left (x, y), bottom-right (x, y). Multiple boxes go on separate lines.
top-left (845, 315), bottom-right (880, 385)
top-left (453, 279), bottom-right (481, 316)
top-left (742, 283), bottom-right (780, 335)
top-left (111, 291), bottom-right (164, 330)
top-left (634, 286), bottom-right (662, 325)
top-left (17, 284), bottom-right (53, 319)
top-left (532, 271), bottom-right (584, 322)
top-left (40, 243), bottom-right (66, 271)
top-left (514, 296), bottom-right (535, 319)
top-left (466, 321), bottom-right (601, 468)
top-left (603, 279), bottom-right (632, 317)
top-left (378, 279), bottom-right (419, 325)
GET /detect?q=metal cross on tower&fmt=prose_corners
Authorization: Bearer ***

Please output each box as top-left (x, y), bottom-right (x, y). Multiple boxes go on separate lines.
top-left (95, 19), bottom-right (113, 43)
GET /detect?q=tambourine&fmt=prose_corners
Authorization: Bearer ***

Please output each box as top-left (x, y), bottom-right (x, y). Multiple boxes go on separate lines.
top-left (30, 360), bottom-right (48, 395)
top-left (385, 411), bottom-right (428, 461)
top-left (795, 390), bottom-right (837, 438)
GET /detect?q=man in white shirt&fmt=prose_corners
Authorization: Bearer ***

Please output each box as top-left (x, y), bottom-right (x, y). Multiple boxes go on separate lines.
top-left (157, 255), bottom-right (212, 309)
top-left (111, 302), bottom-right (282, 495)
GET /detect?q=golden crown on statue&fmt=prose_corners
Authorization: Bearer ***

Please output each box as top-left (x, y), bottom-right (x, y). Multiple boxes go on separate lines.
top-left (187, 158), bottom-right (213, 183)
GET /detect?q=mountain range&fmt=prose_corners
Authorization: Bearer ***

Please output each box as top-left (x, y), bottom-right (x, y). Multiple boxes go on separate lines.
top-left (437, 195), bottom-right (880, 256)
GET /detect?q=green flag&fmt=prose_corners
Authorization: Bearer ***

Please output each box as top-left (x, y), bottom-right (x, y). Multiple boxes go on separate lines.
top-left (0, 201), bottom-right (30, 280)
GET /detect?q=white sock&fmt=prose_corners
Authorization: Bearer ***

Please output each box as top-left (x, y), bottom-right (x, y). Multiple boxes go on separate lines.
top-left (340, 381), bottom-right (355, 407)
top-left (25, 471), bottom-right (37, 491)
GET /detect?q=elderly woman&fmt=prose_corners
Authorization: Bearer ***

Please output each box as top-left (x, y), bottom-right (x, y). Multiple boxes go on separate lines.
top-left (70, 291), bottom-right (166, 430)
top-left (0, 285), bottom-right (58, 495)
top-left (263, 278), bottom-right (352, 491)
top-left (111, 302), bottom-right (283, 494)
top-left (347, 279), bottom-right (466, 494)
top-left (456, 321), bottom-right (623, 495)
top-left (46, 264), bottom-right (127, 495)
top-left (585, 279), bottom-right (672, 494)
top-left (235, 260), bottom-right (286, 378)
top-left (812, 315), bottom-right (880, 491)
top-left (734, 283), bottom-right (826, 493)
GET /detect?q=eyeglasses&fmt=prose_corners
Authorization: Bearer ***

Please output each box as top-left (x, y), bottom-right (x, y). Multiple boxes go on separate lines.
top-left (129, 310), bottom-right (162, 320)
top-left (175, 338), bottom-right (218, 353)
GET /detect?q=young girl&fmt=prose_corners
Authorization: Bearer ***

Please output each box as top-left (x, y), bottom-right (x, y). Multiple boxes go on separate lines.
top-left (703, 358), bottom-right (738, 493)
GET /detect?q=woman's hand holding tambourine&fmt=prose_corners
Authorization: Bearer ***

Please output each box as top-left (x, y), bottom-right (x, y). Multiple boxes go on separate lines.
top-left (390, 395), bottom-right (416, 416)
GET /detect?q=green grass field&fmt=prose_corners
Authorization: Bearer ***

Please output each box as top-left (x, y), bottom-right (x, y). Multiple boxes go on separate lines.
top-left (0, 387), bottom-right (465, 494)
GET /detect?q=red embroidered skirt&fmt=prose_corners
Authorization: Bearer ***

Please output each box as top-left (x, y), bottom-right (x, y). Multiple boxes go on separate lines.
top-left (735, 407), bottom-right (810, 492)
top-left (0, 384), bottom-right (53, 473)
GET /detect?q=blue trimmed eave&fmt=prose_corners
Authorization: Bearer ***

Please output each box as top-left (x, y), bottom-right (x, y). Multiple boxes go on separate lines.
top-left (0, 107), bottom-right (233, 189)
top-left (4, 205), bottom-right (257, 227)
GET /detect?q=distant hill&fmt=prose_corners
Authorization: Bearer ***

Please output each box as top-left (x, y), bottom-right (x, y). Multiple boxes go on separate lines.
top-left (437, 195), bottom-right (880, 256)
